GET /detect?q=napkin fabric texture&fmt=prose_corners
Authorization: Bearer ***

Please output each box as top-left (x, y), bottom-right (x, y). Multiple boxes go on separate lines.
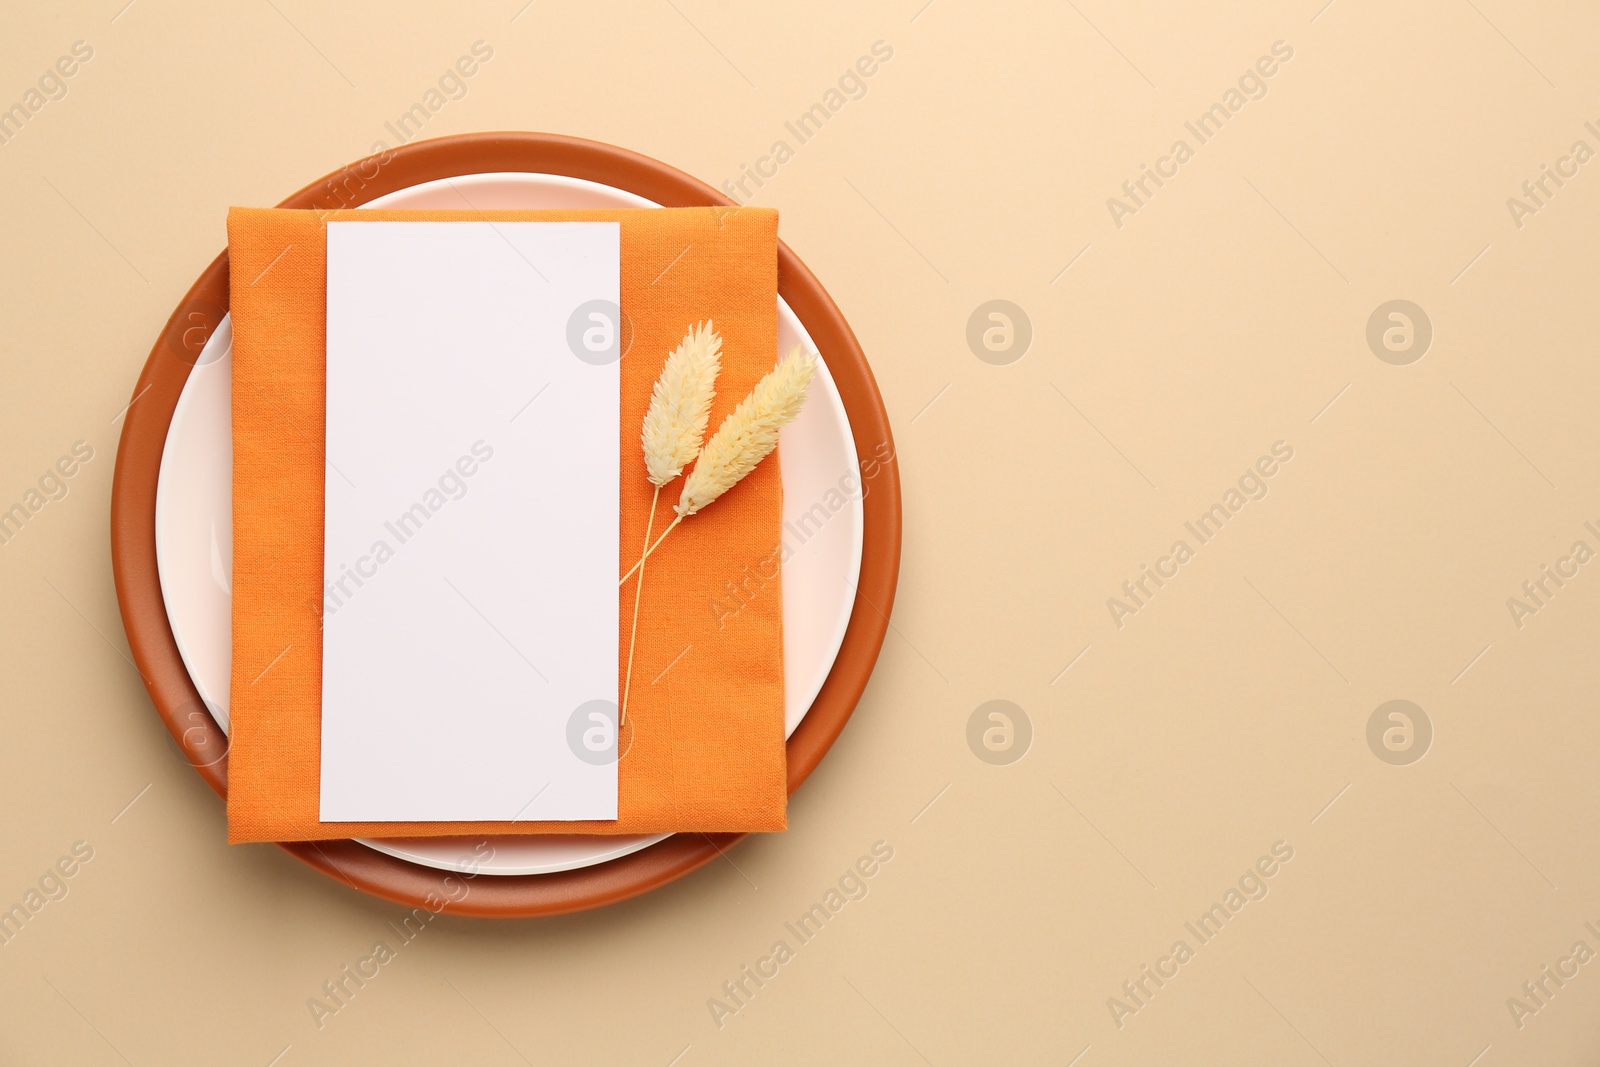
top-left (225, 205), bottom-right (787, 842)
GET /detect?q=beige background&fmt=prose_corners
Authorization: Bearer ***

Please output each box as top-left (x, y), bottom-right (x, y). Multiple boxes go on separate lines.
top-left (2, 0), bottom-right (1597, 1063)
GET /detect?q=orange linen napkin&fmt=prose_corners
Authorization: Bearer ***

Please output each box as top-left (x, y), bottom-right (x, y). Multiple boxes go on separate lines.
top-left (225, 206), bottom-right (786, 842)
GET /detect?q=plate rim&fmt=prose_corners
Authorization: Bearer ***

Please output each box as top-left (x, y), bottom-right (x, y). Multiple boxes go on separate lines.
top-left (110, 131), bottom-right (901, 917)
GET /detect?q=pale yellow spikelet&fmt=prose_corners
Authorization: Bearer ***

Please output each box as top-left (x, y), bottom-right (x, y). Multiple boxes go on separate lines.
top-left (678, 345), bottom-right (817, 517)
top-left (641, 321), bottom-right (722, 487)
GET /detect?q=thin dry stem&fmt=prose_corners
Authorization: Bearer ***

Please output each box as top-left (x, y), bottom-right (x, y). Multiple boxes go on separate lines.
top-left (620, 485), bottom-right (661, 726)
top-left (618, 514), bottom-right (681, 587)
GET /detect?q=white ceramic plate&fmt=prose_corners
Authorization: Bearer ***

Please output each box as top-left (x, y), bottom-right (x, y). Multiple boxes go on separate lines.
top-left (154, 172), bottom-right (863, 875)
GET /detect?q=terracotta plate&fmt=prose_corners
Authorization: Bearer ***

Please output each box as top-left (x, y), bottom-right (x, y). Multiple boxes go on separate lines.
top-left (110, 132), bottom-right (901, 917)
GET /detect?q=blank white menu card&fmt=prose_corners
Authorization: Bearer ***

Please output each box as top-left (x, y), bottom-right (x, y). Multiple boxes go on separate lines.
top-left (319, 220), bottom-right (620, 822)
